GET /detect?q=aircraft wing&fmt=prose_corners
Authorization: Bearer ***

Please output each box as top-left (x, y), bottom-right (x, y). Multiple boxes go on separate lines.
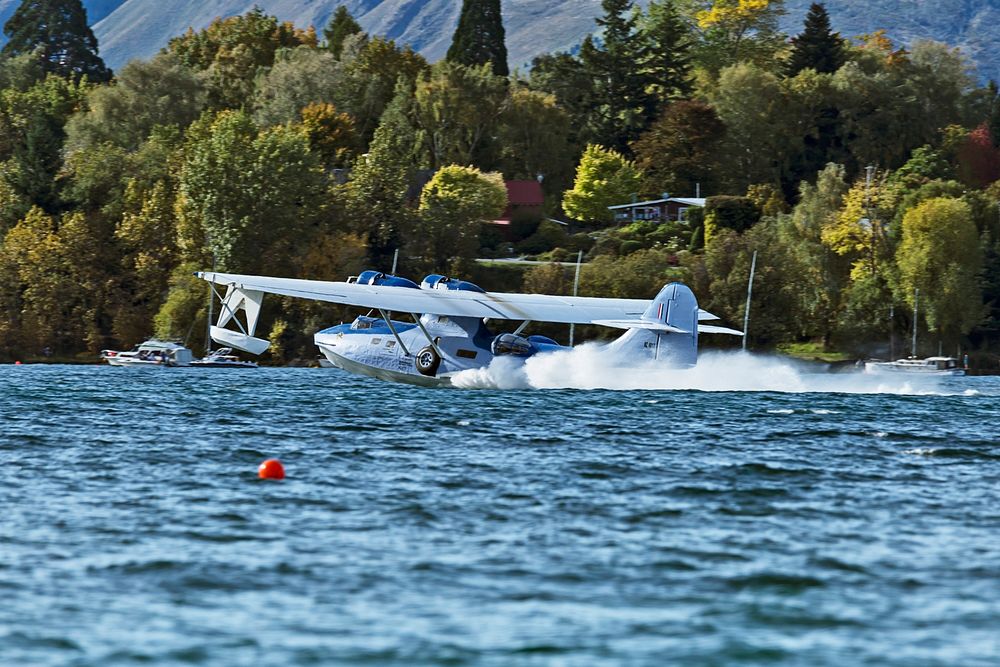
top-left (197, 271), bottom-right (722, 325)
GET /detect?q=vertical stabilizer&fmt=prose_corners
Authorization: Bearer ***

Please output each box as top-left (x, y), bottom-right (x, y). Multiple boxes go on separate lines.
top-left (607, 283), bottom-right (700, 367)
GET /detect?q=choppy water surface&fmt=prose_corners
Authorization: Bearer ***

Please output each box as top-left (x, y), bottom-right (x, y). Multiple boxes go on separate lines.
top-left (2, 361), bottom-right (999, 666)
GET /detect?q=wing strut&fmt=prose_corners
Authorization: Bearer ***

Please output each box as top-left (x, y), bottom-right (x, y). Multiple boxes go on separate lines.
top-left (514, 320), bottom-right (531, 335)
top-left (410, 314), bottom-right (443, 358)
top-left (379, 309), bottom-right (410, 356)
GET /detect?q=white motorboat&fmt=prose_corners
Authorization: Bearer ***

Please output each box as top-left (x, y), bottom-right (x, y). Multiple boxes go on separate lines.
top-left (864, 356), bottom-right (965, 376)
top-left (864, 288), bottom-right (965, 376)
top-left (101, 340), bottom-right (194, 367)
top-left (190, 347), bottom-right (257, 368)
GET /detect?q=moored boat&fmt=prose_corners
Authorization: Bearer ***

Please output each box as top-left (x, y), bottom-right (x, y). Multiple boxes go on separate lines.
top-left (101, 340), bottom-right (194, 367)
top-left (864, 356), bottom-right (965, 376)
top-left (190, 347), bottom-right (257, 368)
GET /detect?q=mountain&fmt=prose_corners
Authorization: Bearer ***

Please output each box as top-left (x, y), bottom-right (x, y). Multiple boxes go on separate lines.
top-left (0, 1), bottom-right (996, 81)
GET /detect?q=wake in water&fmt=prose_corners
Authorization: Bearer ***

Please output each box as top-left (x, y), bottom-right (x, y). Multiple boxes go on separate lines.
top-left (450, 347), bottom-right (957, 394)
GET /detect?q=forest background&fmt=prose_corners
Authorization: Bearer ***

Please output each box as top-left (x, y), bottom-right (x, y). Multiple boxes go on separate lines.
top-left (1, 0), bottom-right (999, 364)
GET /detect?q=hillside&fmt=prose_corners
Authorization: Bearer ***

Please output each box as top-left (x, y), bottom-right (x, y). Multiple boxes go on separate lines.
top-left (0, 1), bottom-right (996, 80)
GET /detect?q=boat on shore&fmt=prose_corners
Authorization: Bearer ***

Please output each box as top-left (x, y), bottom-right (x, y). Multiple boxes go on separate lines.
top-left (864, 356), bottom-right (965, 376)
top-left (101, 340), bottom-right (194, 367)
top-left (190, 347), bottom-right (257, 368)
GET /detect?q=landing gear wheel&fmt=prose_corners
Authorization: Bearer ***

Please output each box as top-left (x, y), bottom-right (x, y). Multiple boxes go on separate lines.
top-left (415, 346), bottom-right (441, 376)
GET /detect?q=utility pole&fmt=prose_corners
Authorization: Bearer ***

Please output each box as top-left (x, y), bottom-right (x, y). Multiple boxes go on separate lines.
top-left (569, 250), bottom-right (583, 346)
top-left (742, 251), bottom-right (757, 352)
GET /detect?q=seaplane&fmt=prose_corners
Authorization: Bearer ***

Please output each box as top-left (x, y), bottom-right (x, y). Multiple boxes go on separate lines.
top-left (196, 269), bottom-right (743, 386)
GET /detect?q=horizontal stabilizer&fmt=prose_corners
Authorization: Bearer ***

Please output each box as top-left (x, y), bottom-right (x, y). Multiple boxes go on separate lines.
top-left (210, 326), bottom-right (270, 355)
top-left (698, 324), bottom-right (744, 336)
top-left (593, 319), bottom-right (690, 334)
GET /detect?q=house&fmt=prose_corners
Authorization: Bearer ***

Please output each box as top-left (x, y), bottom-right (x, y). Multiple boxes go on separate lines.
top-left (489, 180), bottom-right (546, 239)
top-left (607, 196), bottom-right (706, 224)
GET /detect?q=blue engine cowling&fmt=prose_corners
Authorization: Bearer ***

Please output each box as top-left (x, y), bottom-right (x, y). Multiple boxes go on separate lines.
top-left (491, 334), bottom-right (565, 358)
top-left (354, 270), bottom-right (419, 289)
top-left (420, 274), bottom-right (486, 293)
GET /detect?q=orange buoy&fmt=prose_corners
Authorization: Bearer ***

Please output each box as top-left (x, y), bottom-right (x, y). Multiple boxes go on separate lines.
top-left (14, 361), bottom-right (21, 365)
top-left (258, 458), bottom-right (285, 480)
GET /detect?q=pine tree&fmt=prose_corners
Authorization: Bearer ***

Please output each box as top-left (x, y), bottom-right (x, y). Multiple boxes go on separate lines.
top-left (2, 0), bottom-right (110, 82)
top-left (446, 0), bottom-right (508, 77)
top-left (640, 0), bottom-right (692, 103)
top-left (786, 3), bottom-right (845, 77)
top-left (323, 6), bottom-right (362, 60)
top-left (581, 0), bottom-right (654, 154)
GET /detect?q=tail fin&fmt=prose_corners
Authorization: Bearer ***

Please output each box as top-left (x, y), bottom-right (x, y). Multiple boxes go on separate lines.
top-left (607, 283), bottom-right (699, 367)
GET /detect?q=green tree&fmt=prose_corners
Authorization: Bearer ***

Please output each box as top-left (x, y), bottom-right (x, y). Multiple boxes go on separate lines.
top-left (640, 0), bottom-right (693, 102)
top-left (252, 46), bottom-right (339, 127)
top-left (896, 197), bottom-right (982, 342)
top-left (65, 53), bottom-right (205, 152)
top-left (702, 195), bottom-right (760, 246)
top-left (178, 110), bottom-right (324, 272)
top-left (0, 74), bottom-right (86, 213)
top-left (688, 0), bottom-right (787, 73)
top-left (783, 162), bottom-right (851, 345)
top-left (412, 61), bottom-right (508, 170)
top-left (446, 0), bottom-right (509, 76)
top-left (704, 62), bottom-right (794, 190)
top-left (632, 100), bottom-right (725, 196)
top-left (496, 87), bottom-right (573, 187)
top-left (333, 35), bottom-right (428, 147)
top-left (323, 6), bottom-right (362, 60)
top-left (527, 52), bottom-right (595, 148)
top-left (562, 144), bottom-right (643, 224)
top-left (345, 80), bottom-right (420, 267)
top-left (412, 165), bottom-right (507, 271)
top-left (785, 2), bottom-right (845, 77)
top-left (2, 0), bottom-right (111, 82)
top-left (580, 0), bottom-right (654, 153)
top-left (298, 102), bottom-right (357, 169)
top-left (165, 9), bottom-right (315, 110)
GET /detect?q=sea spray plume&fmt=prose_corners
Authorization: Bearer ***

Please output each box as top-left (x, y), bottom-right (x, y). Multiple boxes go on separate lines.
top-left (452, 349), bottom-right (948, 394)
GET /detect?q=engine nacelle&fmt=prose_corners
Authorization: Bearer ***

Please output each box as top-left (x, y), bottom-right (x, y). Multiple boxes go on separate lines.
top-left (491, 333), bottom-right (565, 358)
top-left (352, 270), bottom-right (419, 289)
top-left (420, 274), bottom-right (486, 293)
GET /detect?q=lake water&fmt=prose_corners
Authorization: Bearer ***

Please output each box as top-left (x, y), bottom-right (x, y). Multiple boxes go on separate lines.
top-left (2, 358), bottom-right (999, 666)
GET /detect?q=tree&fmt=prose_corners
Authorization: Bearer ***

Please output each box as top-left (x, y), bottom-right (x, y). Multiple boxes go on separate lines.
top-left (497, 87), bottom-right (573, 187)
top-left (345, 79), bottom-right (420, 267)
top-left (298, 102), bottom-right (357, 169)
top-left (65, 53), bottom-right (205, 152)
top-left (2, 0), bottom-right (111, 82)
top-left (562, 144), bottom-right (643, 224)
top-left (786, 3), bottom-right (845, 77)
top-left (333, 35), bottom-right (428, 147)
top-left (446, 0), bottom-right (509, 76)
top-left (178, 110), bottom-right (324, 272)
top-left (527, 53), bottom-right (595, 147)
top-left (412, 165), bottom-right (507, 271)
top-left (252, 46), bottom-right (339, 127)
top-left (640, 0), bottom-right (693, 102)
top-left (165, 9), bottom-right (315, 110)
top-left (323, 6), bottom-right (362, 60)
top-left (704, 62), bottom-right (794, 190)
top-left (580, 0), bottom-right (654, 153)
top-left (632, 100), bottom-right (725, 197)
top-left (411, 61), bottom-right (508, 170)
top-left (896, 197), bottom-right (982, 342)
top-left (689, 0), bottom-right (787, 72)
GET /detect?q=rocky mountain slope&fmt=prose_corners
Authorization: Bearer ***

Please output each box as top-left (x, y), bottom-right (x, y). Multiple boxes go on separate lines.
top-left (0, 1), bottom-right (995, 80)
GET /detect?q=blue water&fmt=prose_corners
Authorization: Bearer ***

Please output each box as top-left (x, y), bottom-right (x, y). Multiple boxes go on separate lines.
top-left (2, 364), bottom-right (999, 666)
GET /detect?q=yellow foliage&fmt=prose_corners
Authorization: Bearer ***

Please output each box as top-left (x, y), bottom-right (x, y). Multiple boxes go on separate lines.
top-left (697, 0), bottom-right (773, 29)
